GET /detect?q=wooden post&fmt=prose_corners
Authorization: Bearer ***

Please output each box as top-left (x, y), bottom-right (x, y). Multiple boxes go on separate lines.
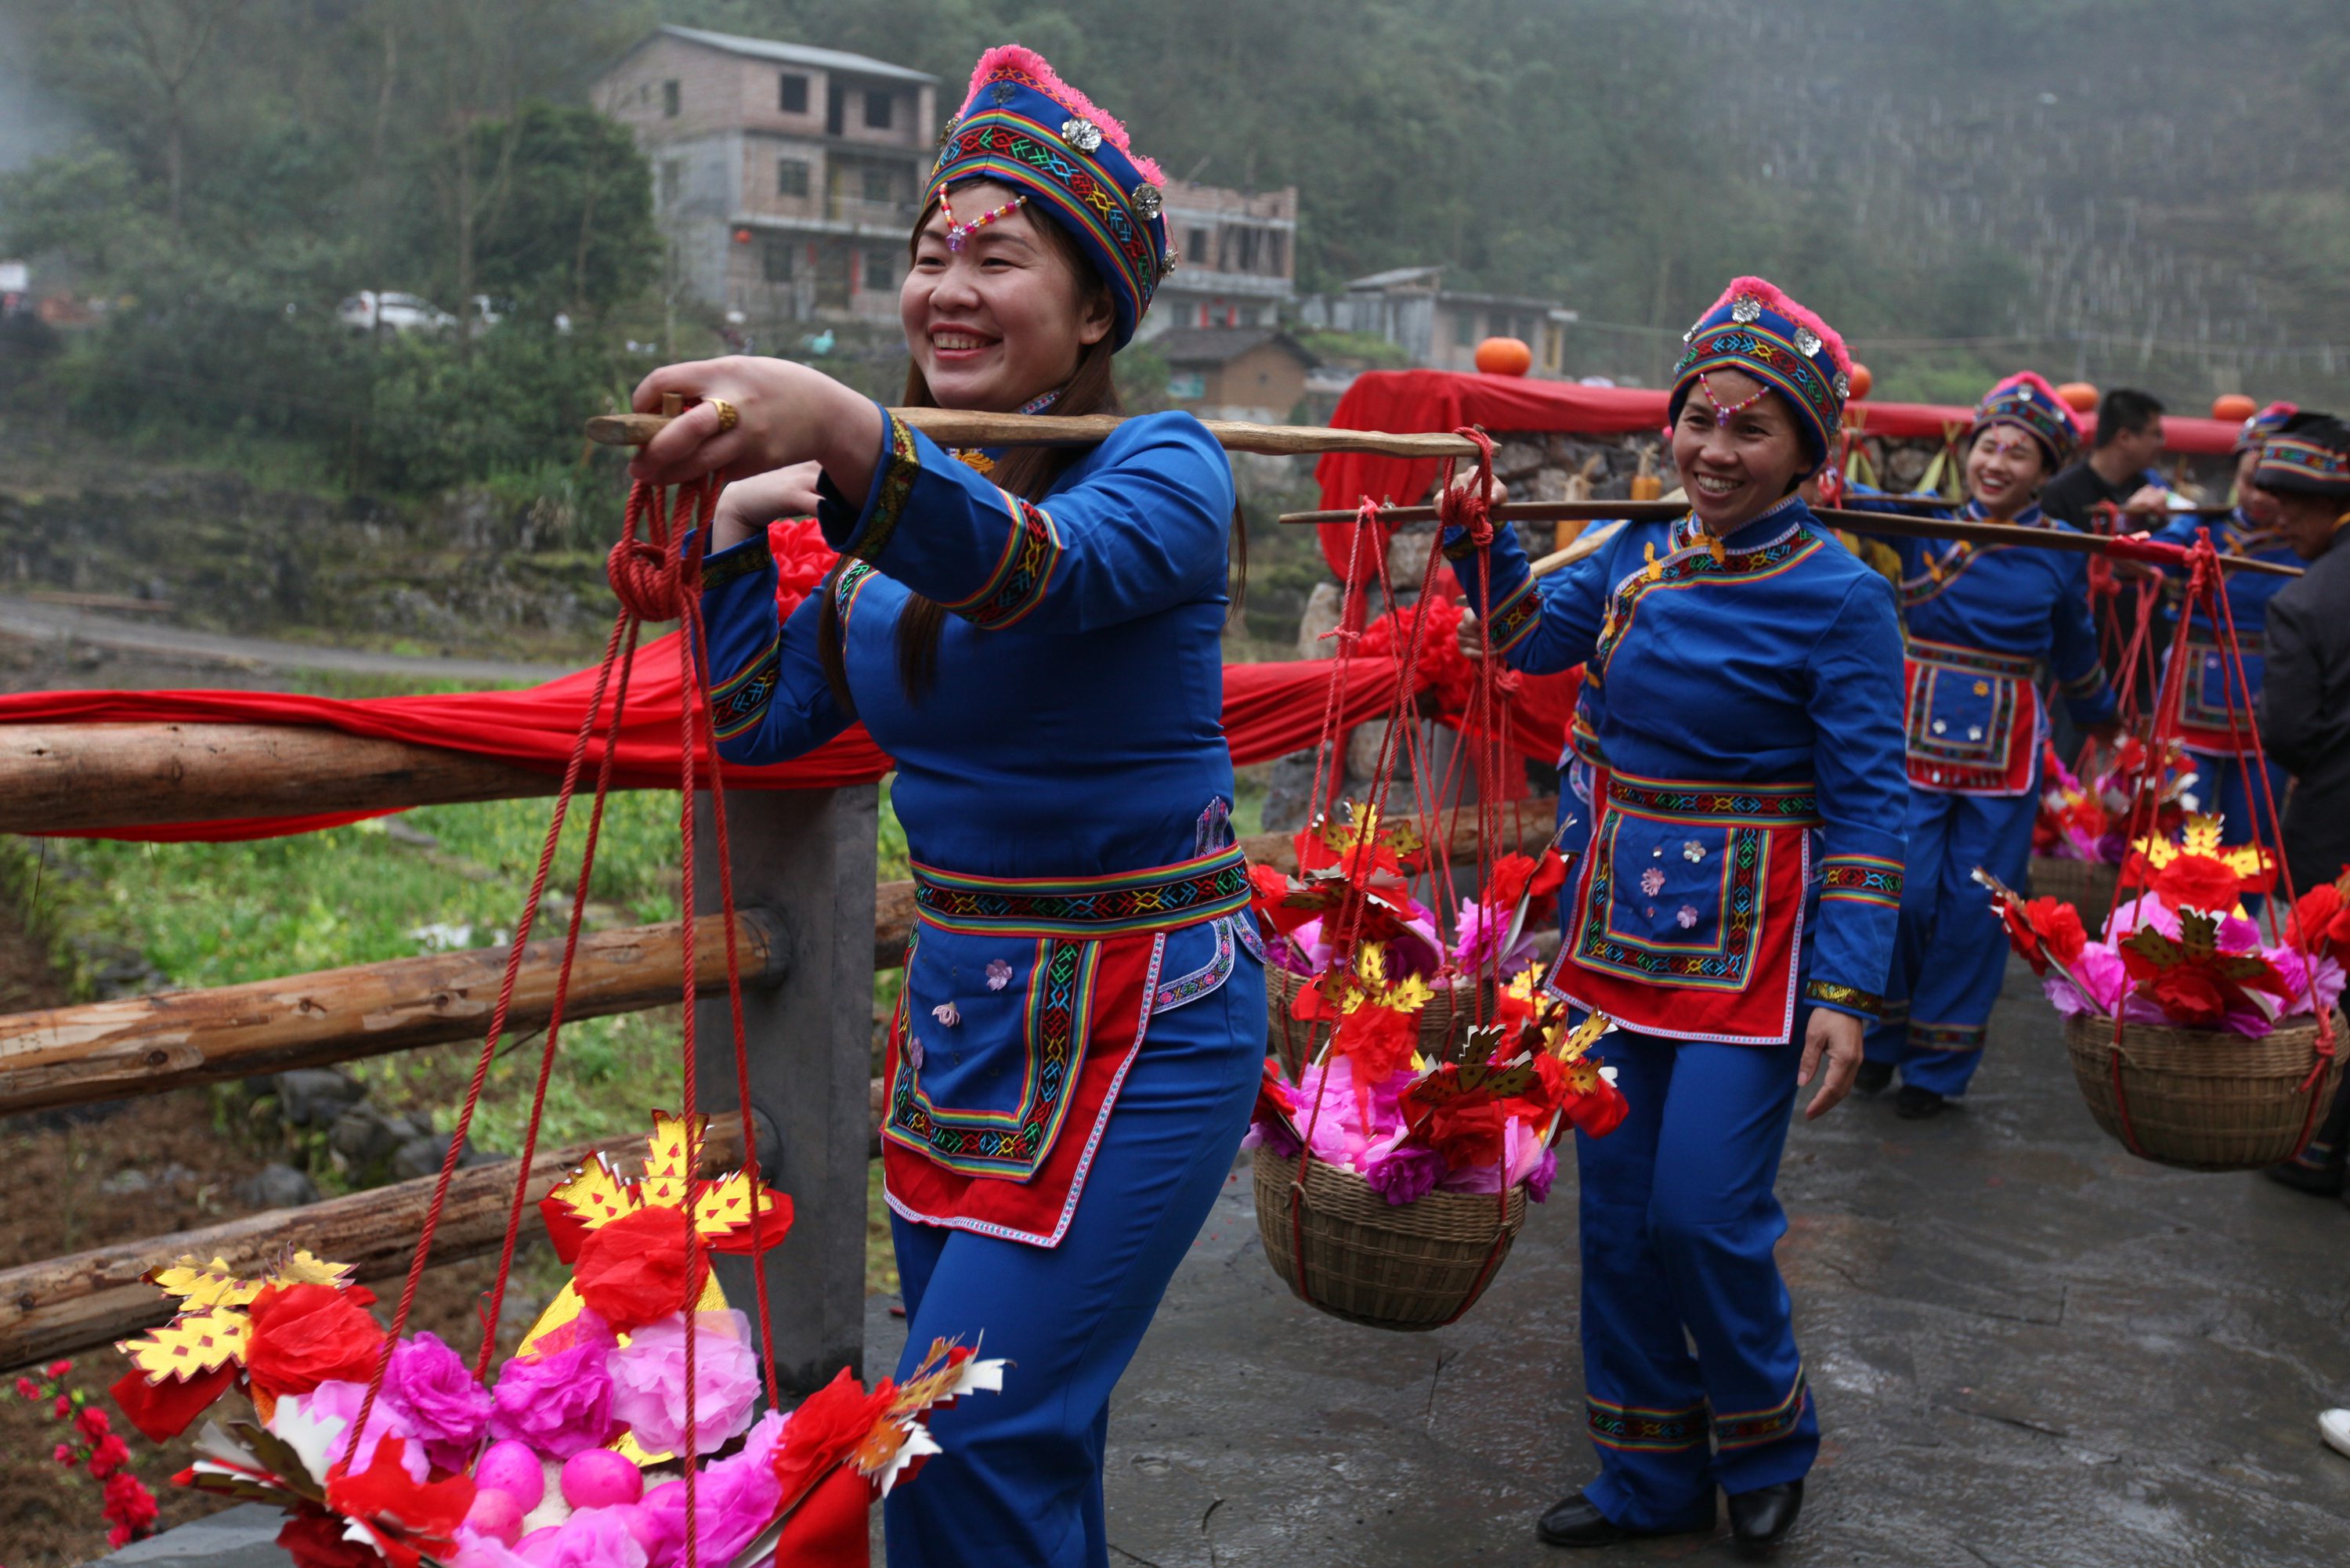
top-left (696, 782), bottom-right (878, 1395)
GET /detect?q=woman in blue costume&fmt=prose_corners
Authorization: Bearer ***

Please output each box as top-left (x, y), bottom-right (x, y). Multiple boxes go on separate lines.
top-left (1853, 374), bottom-right (2118, 1118)
top-left (2144, 402), bottom-right (2307, 862)
top-left (628, 47), bottom-right (1263, 1568)
top-left (1448, 278), bottom-right (1908, 1554)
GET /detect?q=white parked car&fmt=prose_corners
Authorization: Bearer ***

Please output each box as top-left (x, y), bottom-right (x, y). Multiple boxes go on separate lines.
top-left (337, 291), bottom-right (458, 333)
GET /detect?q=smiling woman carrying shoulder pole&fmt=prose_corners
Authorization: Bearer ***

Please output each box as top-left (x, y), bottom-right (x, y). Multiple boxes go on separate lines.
top-left (1850, 374), bottom-right (2118, 1118)
top-left (631, 47), bottom-right (1261, 1568)
top-left (1443, 279), bottom-right (1908, 1554)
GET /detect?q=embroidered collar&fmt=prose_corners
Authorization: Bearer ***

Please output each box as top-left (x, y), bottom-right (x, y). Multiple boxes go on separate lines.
top-left (1669, 492), bottom-right (1806, 559)
top-left (1960, 500), bottom-right (2045, 528)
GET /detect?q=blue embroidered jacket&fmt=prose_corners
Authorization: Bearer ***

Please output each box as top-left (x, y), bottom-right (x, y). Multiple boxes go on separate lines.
top-left (697, 406), bottom-right (1255, 1162)
top-left (1865, 500), bottom-right (2117, 794)
top-left (1445, 496), bottom-right (1909, 1024)
top-left (2148, 508), bottom-right (2300, 753)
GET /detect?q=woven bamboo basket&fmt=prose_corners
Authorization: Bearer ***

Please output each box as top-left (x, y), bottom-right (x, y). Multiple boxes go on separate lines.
top-left (2062, 1010), bottom-right (2345, 1172)
top-left (1252, 1147), bottom-right (1526, 1331)
top-left (2029, 855), bottom-right (2121, 928)
top-left (1264, 966), bottom-right (1491, 1078)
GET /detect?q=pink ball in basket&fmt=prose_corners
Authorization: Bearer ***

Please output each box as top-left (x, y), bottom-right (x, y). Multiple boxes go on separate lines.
top-left (476, 1440), bottom-right (547, 1510)
top-left (561, 1447), bottom-right (645, 1510)
top-left (462, 1488), bottom-right (526, 1547)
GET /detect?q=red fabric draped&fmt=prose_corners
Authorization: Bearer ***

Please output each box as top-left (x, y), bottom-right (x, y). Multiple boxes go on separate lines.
top-left (0, 633), bottom-right (1419, 841)
top-left (1313, 370), bottom-right (2240, 581)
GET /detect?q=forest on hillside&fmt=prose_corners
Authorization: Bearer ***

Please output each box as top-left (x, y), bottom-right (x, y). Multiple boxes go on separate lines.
top-left (1, 0), bottom-right (2345, 499)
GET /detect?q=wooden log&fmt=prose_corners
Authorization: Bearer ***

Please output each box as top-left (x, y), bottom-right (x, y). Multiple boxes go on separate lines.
top-left (0, 912), bottom-right (783, 1116)
top-left (0, 1120), bottom-right (747, 1373)
top-left (0, 722), bottom-right (562, 834)
top-left (586, 407), bottom-right (1484, 461)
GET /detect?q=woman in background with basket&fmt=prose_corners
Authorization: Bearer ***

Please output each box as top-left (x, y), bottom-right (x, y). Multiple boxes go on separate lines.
top-left (1450, 279), bottom-right (1908, 1553)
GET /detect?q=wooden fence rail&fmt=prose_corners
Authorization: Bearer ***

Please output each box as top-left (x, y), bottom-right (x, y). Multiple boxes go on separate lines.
top-left (0, 1120), bottom-right (748, 1374)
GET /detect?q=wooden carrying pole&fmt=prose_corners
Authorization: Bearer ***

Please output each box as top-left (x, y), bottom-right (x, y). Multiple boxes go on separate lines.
top-left (0, 912), bottom-right (783, 1116)
top-left (0, 1121), bottom-right (747, 1374)
top-left (587, 406), bottom-right (1484, 461)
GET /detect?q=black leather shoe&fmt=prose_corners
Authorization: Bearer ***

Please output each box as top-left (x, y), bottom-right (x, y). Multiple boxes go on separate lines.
top-left (2264, 1158), bottom-right (2346, 1197)
top-left (1536, 1491), bottom-right (1712, 1548)
top-left (1727, 1479), bottom-right (1803, 1553)
top-left (1854, 1060), bottom-right (1894, 1095)
top-left (1894, 1084), bottom-right (1945, 1120)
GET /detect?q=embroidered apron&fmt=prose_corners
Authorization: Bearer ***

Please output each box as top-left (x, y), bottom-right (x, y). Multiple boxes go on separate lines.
top-left (1900, 636), bottom-right (2038, 796)
top-left (881, 843), bottom-right (1254, 1248)
top-left (1548, 768), bottom-right (1819, 1046)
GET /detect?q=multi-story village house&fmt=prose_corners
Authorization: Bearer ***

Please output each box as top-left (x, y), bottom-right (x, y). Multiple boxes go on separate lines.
top-left (597, 26), bottom-right (938, 331)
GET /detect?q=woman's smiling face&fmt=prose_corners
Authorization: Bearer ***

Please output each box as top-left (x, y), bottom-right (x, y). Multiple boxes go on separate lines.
top-left (1964, 424), bottom-right (2049, 518)
top-left (1668, 367), bottom-right (1810, 533)
top-left (899, 180), bottom-right (1114, 413)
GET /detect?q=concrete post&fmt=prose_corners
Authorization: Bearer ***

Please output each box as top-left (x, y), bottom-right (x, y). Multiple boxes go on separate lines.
top-left (694, 782), bottom-right (879, 1395)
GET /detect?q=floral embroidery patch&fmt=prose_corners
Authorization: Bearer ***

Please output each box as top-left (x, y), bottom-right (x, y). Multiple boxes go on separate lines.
top-left (1676, 904), bottom-right (1700, 929)
top-left (1640, 867), bottom-right (1667, 898)
top-left (986, 959), bottom-right (1013, 991)
top-left (932, 1001), bottom-right (961, 1027)
top-left (1682, 840), bottom-right (1706, 862)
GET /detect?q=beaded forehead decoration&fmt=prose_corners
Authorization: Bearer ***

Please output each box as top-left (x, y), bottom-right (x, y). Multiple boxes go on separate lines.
top-left (941, 190), bottom-right (1028, 251)
top-left (1696, 370), bottom-right (1771, 426)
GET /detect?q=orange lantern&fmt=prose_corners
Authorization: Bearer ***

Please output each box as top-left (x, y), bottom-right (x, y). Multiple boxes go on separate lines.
top-left (2056, 381), bottom-right (2099, 414)
top-left (1474, 336), bottom-right (1533, 377)
top-left (1846, 362), bottom-right (1873, 401)
top-left (2210, 393), bottom-right (2258, 423)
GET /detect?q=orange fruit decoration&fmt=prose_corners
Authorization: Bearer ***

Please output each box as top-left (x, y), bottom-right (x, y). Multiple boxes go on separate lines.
top-left (2210, 393), bottom-right (2258, 423)
top-left (2056, 381), bottom-right (2099, 413)
top-left (1474, 336), bottom-right (1533, 377)
top-left (1846, 363), bottom-right (1872, 400)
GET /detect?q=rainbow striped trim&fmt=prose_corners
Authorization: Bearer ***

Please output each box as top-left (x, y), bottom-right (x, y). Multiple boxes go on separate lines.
top-left (710, 635), bottom-right (781, 742)
top-left (1484, 575), bottom-right (1542, 656)
top-left (942, 490), bottom-right (1062, 629)
top-left (1715, 1368), bottom-right (1810, 1451)
top-left (1585, 1395), bottom-right (1708, 1453)
top-left (1606, 769), bottom-right (1821, 828)
top-left (2257, 434), bottom-right (2350, 494)
top-left (1905, 635), bottom-right (2037, 681)
top-left (843, 412), bottom-right (922, 562)
top-left (1819, 854), bottom-right (1904, 910)
top-left (1910, 1021), bottom-right (1987, 1051)
top-left (887, 935), bottom-right (1094, 1180)
top-left (911, 844), bottom-right (1252, 937)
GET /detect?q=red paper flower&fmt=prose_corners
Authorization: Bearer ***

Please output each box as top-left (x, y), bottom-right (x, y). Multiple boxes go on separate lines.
top-left (2146, 966), bottom-right (2228, 1028)
top-left (2286, 876), bottom-right (2350, 966)
top-left (109, 1361), bottom-right (238, 1443)
top-left (1485, 851), bottom-right (1568, 916)
top-left (1425, 1098), bottom-right (1509, 1171)
top-left (770, 1366), bottom-right (896, 1512)
top-left (1325, 999), bottom-right (1423, 1083)
top-left (1998, 896), bottom-right (2087, 977)
top-left (573, 1205), bottom-right (705, 1334)
top-left (278, 1510), bottom-right (383, 1568)
top-left (2142, 851), bottom-right (2249, 914)
top-left (324, 1436), bottom-right (474, 1568)
top-left (1564, 1063), bottom-right (1629, 1139)
top-left (243, 1282), bottom-right (385, 1400)
top-left (767, 517), bottom-right (840, 619)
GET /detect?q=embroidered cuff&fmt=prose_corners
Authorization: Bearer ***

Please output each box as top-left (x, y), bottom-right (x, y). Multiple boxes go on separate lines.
top-left (940, 492), bottom-right (1062, 630)
top-left (1802, 979), bottom-right (1884, 1018)
top-left (1442, 525), bottom-right (1480, 562)
top-left (710, 635), bottom-right (782, 742)
top-left (1483, 575), bottom-right (1543, 657)
top-left (830, 405), bottom-right (921, 562)
top-left (1818, 854), bottom-right (1904, 909)
top-left (699, 531), bottom-right (774, 591)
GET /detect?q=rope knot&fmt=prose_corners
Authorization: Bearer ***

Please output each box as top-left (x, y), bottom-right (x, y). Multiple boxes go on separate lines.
top-left (607, 536), bottom-right (685, 621)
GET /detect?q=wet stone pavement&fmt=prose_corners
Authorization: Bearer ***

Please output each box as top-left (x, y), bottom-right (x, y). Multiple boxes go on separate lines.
top-left (102, 958), bottom-right (2348, 1568)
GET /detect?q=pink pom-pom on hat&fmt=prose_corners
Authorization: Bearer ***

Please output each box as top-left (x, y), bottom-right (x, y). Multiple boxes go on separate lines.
top-left (1706, 276), bottom-right (1852, 375)
top-left (966, 45), bottom-right (1166, 186)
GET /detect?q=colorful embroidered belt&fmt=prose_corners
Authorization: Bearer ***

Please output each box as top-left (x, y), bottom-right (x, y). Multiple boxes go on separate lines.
top-left (910, 844), bottom-right (1253, 937)
top-left (1605, 769), bottom-right (1822, 829)
top-left (1904, 635), bottom-right (2036, 681)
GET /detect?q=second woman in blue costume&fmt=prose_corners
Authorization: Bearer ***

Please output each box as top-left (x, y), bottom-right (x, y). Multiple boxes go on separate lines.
top-left (1448, 278), bottom-right (1908, 1553)
top-left (629, 47), bottom-right (1262, 1568)
top-left (1855, 373), bottom-right (2117, 1117)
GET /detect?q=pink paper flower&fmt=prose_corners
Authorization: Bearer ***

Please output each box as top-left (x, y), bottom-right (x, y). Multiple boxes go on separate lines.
top-left (606, 1311), bottom-right (759, 1458)
top-left (514, 1506), bottom-right (648, 1568)
top-left (489, 1317), bottom-right (616, 1460)
top-left (639, 1414), bottom-right (786, 1568)
top-left (385, 1331), bottom-right (494, 1473)
top-left (283, 1379), bottom-right (428, 1484)
top-left (1361, 1142), bottom-right (1444, 1205)
top-left (1524, 1146), bottom-right (1560, 1203)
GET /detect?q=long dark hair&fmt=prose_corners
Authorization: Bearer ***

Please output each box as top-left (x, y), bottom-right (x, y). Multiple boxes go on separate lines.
top-left (818, 193), bottom-right (1245, 709)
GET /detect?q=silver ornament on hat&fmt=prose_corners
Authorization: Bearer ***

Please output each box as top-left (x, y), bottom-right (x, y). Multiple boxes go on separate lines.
top-left (989, 81), bottom-right (1016, 105)
top-left (1731, 294), bottom-right (1762, 324)
top-left (936, 115), bottom-right (960, 149)
top-left (1682, 325), bottom-right (1696, 343)
top-left (1833, 371), bottom-right (1851, 399)
top-left (1793, 326), bottom-right (1820, 359)
top-left (1133, 183), bottom-right (1162, 219)
top-left (1060, 117), bottom-right (1104, 153)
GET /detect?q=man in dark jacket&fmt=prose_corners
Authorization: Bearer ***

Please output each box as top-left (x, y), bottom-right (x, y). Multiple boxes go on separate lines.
top-left (2254, 415), bottom-right (2350, 1198)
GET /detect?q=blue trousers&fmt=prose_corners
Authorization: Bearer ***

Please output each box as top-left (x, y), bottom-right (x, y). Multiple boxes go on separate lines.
top-left (1577, 1028), bottom-right (1818, 1530)
top-left (1865, 786), bottom-right (2036, 1097)
top-left (883, 959), bottom-right (1263, 1568)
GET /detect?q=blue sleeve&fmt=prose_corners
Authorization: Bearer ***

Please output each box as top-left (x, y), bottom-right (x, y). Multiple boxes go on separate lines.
top-left (2049, 555), bottom-right (2117, 726)
top-left (1801, 573), bottom-right (1912, 1021)
top-left (1441, 517), bottom-right (1612, 674)
top-left (815, 405), bottom-right (1233, 634)
top-left (697, 532), bottom-right (853, 764)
